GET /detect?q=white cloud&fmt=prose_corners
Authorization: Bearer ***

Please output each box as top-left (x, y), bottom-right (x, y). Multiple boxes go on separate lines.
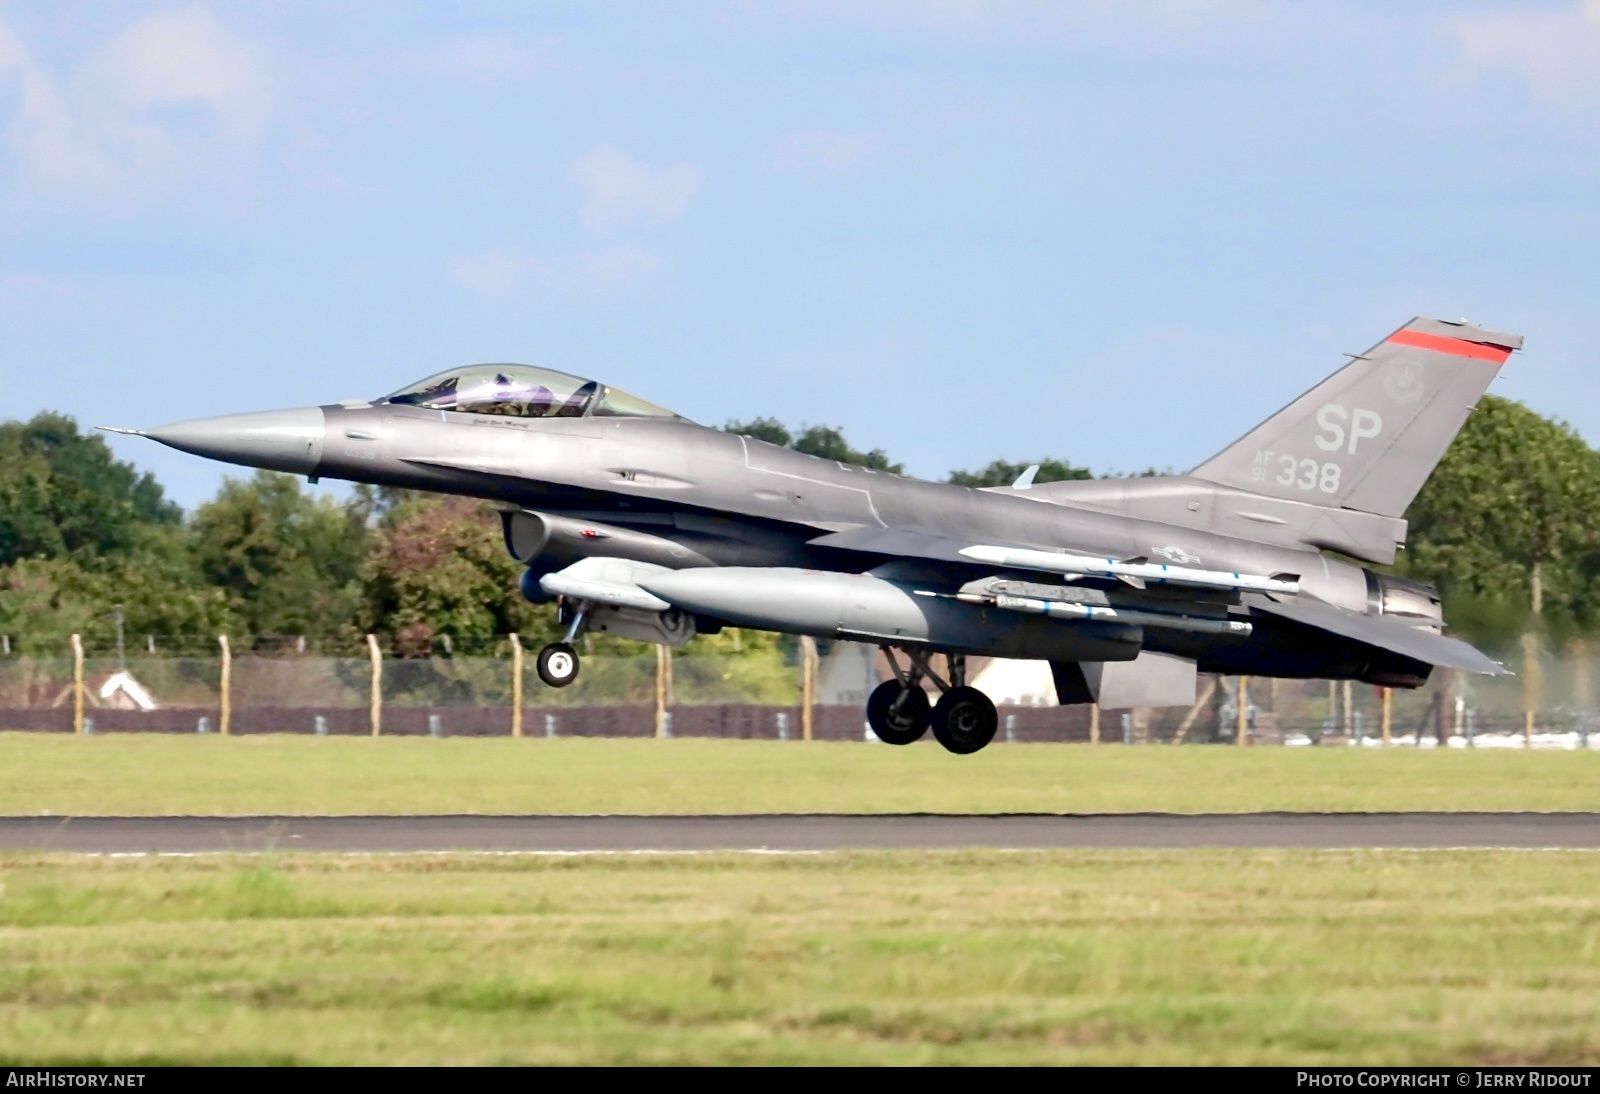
top-left (748, 0), bottom-right (1278, 52)
top-left (1446, 1), bottom-right (1600, 104)
top-left (0, 6), bottom-right (272, 212)
top-left (769, 130), bottom-right (881, 177)
top-left (572, 145), bottom-right (704, 233)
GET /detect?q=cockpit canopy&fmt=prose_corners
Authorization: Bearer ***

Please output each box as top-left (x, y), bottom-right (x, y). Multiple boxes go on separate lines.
top-left (382, 364), bottom-right (681, 421)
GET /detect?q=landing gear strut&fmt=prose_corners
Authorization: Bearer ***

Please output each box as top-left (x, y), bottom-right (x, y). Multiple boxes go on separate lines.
top-left (871, 648), bottom-right (998, 754)
top-left (536, 600), bottom-right (589, 688)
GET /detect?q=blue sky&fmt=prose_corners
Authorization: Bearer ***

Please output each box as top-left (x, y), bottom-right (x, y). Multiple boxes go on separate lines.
top-left (2, 1), bottom-right (1598, 508)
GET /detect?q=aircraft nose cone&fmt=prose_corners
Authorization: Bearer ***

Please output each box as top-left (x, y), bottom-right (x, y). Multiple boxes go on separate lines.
top-left (146, 407), bottom-right (326, 475)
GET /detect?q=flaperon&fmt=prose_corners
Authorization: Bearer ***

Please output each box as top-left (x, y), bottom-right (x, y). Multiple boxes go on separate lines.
top-left (109, 317), bottom-right (1516, 755)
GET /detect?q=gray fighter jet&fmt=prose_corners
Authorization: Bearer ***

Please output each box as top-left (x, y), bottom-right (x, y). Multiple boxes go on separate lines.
top-left (113, 316), bottom-right (1515, 754)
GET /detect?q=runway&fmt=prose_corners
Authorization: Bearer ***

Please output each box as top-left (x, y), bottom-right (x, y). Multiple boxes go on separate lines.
top-left (1, 813), bottom-right (1597, 853)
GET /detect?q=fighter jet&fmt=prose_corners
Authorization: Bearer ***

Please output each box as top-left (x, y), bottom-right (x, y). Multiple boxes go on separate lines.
top-left (112, 317), bottom-right (1515, 754)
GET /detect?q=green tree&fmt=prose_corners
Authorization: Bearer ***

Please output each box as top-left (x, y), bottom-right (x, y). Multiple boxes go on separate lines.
top-left (0, 412), bottom-right (179, 568)
top-left (725, 418), bottom-right (904, 473)
top-left (946, 458), bottom-right (1092, 488)
top-left (1401, 395), bottom-right (1600, 644)
top-left (0, 548), bottom-right (237, 655)
top-left (360, 494), bottom-right (549, 655)
top-left (723, 417), bottom-right (792, 448)
top-left (0, 413), bottom-right (233, 652)
top-left (189, 471), bottom-right (369, 639)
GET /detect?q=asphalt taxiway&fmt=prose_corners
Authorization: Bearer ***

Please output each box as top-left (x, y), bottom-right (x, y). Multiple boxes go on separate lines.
top-left (0, 813), bottom-right (1596, 853)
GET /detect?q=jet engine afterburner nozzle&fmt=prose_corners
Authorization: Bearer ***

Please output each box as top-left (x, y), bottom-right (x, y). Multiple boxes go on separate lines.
top-left (145, 407), bottom-right (326, 476)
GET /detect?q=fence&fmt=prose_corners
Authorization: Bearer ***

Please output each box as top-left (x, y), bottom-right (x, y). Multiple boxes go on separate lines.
top-left (1, 632), bottom-right (1596, 748)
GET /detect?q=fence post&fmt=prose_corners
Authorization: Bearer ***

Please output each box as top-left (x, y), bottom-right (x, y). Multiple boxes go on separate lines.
top-left (1172, 678), bottom-right (1216, 745)
top-left (1521, 630), bottom-right (1541, 748)
top-left (655, 644), bottom-right (669, 739)
top-left (1235, 676), bottom-right (1249, 746)
top-left (1089, 702), bottom-right (1100, 744)
top-left (1574, 640), bottom-right (1590, 750)
top-left (218, 635), bottom-right (231, 736)
top-left (70, 633), bottom-right (84, 736)
top-left (367, 634), bottom-right (382, 737)
top-left (799, 636), bottom-right (817, 741)
top-left (1381, 687), bottom-right (1392, 747)
top-left (510, 634), bottom-right (524, 738)
top-left (1434, 672), bottom-right (1452, 745)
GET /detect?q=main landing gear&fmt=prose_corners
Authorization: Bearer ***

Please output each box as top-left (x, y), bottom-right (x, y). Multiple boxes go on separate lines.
top-left (867, 648), bottom-right (998, 755)
top-left (535, 601), bottom-right (588, 688)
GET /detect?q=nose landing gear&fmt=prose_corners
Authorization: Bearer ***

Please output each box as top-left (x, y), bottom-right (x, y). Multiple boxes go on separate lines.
top-left (536, 642), bottom-right (579, 687)
top-left (535, 600), bottom-right (589, 688)
top-left (871, 647), bottom-right (998, 754)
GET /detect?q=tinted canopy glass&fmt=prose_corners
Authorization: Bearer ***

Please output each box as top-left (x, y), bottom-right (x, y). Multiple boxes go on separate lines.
top-left (382, 365), bottom-right (680, 420)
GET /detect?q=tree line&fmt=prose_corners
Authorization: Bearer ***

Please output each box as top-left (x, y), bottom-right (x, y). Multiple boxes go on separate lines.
top-left (0, 399), bottom-right (1592, 657)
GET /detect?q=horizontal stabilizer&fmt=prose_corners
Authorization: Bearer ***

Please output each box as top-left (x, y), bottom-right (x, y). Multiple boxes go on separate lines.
top-left (1249, 596), bottom-right (1507, 675)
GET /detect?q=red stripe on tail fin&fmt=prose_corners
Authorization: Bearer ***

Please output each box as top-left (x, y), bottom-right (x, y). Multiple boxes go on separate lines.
top-left (1387, 328), bottom-right (1513, 363)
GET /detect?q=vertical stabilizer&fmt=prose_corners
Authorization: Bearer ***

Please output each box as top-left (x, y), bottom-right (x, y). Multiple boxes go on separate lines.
top-left (1190, 318), bottom-right (1521, 518)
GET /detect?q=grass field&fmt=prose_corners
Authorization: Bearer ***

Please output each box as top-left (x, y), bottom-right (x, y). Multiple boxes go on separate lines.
top-left (1, 734), bottom-right (1597, 816)
top-left (5, 739), bottom-right (1597, 1065)
top-left (1, 849), bottom-right (1596, 1065)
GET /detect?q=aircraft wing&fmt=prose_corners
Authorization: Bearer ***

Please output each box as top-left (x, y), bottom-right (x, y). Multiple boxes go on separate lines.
top-left (808, 526), bottom-right (982, 564)
top-left (1247, 595), bottom-right (1508, 675)
top-left (816, 527), bottom-right (1505, 673)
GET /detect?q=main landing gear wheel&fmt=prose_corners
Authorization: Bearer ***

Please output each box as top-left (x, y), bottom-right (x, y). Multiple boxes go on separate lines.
top-left (536, 642), bottom-right (580, 688)
top-left (866, 680), bottom-right (931, 745)
top-left (931, 686), bottom-right (998, 755)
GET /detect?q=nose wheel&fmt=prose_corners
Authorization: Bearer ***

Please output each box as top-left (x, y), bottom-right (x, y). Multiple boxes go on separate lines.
top-left (536, 642), bottom-right (580, 687)
top-left (536, 600), bottom-right (590, 688)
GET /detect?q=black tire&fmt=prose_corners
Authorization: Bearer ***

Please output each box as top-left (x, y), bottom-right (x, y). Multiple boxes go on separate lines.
top-left (536, 642), bottom-right (580, 688)
top-left (931, 686), bottom-right (998, 755)
top-left (866, 680), bottom-right (931, 745)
